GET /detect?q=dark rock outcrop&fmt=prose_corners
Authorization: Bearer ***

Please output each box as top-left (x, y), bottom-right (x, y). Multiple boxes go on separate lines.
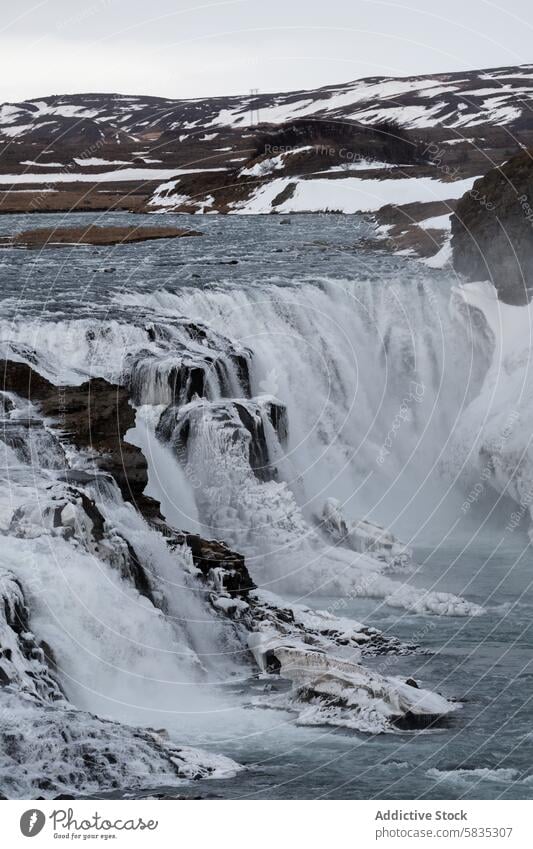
top-left (40, 379), bottom-right (151, 509)
top-left (158, 397), bottom-right (288, 483)
top-left (451, 148), bottom-right (533, 304)
top-left (0, 359), bottom-right (158, 517)
top-left (164, 530), bottom-right (256, 598)
top-left (254, 117), bottom-right (424, 166)
top-left (0, 360), bottom-right (55, 399)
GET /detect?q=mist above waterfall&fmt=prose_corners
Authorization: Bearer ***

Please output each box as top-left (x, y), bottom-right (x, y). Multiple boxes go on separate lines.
top-left (120, 272), bottom-right (491, 540)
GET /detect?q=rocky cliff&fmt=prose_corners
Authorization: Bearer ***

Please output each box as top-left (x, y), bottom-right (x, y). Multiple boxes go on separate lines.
top-left (451, 149), bottom-right (533, 304)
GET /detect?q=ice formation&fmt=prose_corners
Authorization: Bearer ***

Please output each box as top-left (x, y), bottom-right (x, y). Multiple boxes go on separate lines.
top-left (0, 268), bottom-right (499, 797)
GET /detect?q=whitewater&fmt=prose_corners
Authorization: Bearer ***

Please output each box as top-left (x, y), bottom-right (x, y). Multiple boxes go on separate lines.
top-left (0, 211), bottom-right (531, 800)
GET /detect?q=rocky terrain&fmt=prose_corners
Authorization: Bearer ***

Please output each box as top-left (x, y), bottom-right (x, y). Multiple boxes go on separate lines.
top-left (451, 148), bottom-right (533, 304)
top-left (1, 63), bottom-right (533, 263)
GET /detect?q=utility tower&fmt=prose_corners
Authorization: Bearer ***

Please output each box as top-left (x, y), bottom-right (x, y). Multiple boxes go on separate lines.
top-left (249, 89), bottom-right (260, 126)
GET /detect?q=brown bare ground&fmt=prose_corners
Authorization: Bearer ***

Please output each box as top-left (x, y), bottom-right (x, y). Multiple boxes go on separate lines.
top-left (0, 224), bottom-right (202, 248)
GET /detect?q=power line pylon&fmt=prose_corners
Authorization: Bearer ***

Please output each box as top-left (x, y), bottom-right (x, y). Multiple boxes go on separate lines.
top-left (250, 89), bottom-right (260, 126)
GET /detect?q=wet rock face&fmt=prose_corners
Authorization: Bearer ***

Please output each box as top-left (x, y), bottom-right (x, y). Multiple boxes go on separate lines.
top-left (43, 378), bottom-right (157, 514)
top-left (233, 402), bottom-right (275, 481)
top-left (0, 360), bottom-right (55, 399)
top-left (451, 149), bottom-right (533, 305)
top-left (10, 484), bottom-right (155, 604)
top-left (158, 396), bottom-right (288, 484)
top-left (164, 529), bottom-right (256, 598)
top-left (0, 359), bottom-right (158, 518)
top-left (0, 572), bottom-right (63, 702)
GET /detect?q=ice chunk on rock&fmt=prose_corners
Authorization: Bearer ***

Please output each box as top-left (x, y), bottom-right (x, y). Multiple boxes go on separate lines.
top-left (321, 497), bottom-right (413, 571)
top-left (249, 642), bottom-right (456, 733)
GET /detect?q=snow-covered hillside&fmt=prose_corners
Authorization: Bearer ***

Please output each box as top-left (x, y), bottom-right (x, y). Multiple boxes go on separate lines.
top-left (1, 63), bottom-right (532, 254)
top-left (2, 63), bottom-right (533, 141)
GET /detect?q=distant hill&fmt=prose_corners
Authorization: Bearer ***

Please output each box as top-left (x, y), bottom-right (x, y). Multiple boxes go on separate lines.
top-left (1, 63), bottom-right (533, 261)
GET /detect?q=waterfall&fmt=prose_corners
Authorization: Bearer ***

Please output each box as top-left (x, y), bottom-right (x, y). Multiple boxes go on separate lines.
top-left (120, 275), bottom-right (491, 529)
top-left (110, 276), bottom-right (485, 610)
top-left (1, 257), bottom-right (495, 796)
top-left (1, 275), bottom-right (493, 596)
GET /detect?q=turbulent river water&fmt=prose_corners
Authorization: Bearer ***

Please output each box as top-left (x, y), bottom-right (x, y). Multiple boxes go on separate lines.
top-left (0, 211), bottom-right (531, 799)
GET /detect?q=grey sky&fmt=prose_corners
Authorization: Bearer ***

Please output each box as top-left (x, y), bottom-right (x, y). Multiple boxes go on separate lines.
top-left (2, 0), bottom-right (533, 103)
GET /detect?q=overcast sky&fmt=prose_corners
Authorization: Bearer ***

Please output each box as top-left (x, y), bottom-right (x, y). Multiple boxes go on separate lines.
top-left (1, 0), bottom-right (532, 103)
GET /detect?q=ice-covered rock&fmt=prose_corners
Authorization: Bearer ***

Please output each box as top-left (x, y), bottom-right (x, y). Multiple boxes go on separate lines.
top-left (161, 531), bottom-right (453, 733)
top-left (0, 391), bottom-right (66, 469)
top-left (321, 497), bottom-right (413, 571)
top-left (128, 339), bottom-right (251, 408)
top-left (0, 692), bottom-right (240, 799)
top-left (158, 395), bottom-right (288, 483)
top-left (9, 483), bottom-right (155, 602)
top-left (0, 570), bottom-right (63, 702)
top-left (249, 644), bottom-right (455, 733)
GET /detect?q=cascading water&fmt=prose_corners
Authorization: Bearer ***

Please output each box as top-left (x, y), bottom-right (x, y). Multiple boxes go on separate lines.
top-left (1, 212), bottom-right (530, 800)
top-left (118, 274), bottom-right (489, 610)
top-left (130, 276), bottom-right (486, 518)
